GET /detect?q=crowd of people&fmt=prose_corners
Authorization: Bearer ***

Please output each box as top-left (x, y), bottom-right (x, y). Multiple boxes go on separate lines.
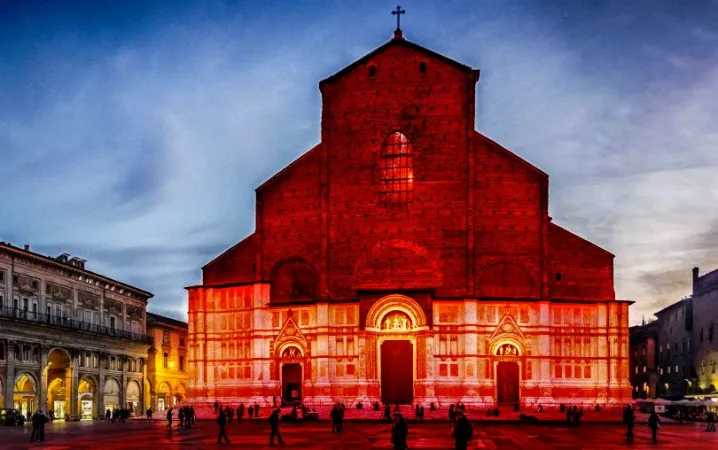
top-left (104, 407), bottom-right (131, 423)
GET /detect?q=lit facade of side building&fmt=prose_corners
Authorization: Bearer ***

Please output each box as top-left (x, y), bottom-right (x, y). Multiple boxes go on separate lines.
top-left (146, 312), bottom-right (189, 412)
top-left (0, 242), bottom-right (152, 420)
top-left (692, 266), bottom-right (718, 395)
top-left (186, 30), bottom-right (632, 407)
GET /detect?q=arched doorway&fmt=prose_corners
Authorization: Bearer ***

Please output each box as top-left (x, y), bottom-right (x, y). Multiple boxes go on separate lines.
top-left (14, 373), bottom-right (37, 418)
top-left (103, 378), bottom-right (121, 411)
top-left (157, 382), bottom-right (171, 411)
top-left (494, 343), bottom-right (521, 404)
top-left (279, 346), bottom-right (303, 404)
top-left (174, 383), bottom-right (186, 406)
top-left (77, 377), bottom-right (96, 420)
top-left (366, 295), bottom-right (426, 406)
top-left (378, 311), bottom-right (415, 404)
top-left (126, 380), bottom-right (140, 416)
top-left (47, 348), bottom-right (71, 420)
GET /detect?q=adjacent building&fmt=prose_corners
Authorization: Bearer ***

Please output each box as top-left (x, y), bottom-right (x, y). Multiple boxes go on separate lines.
top-left (146, 312), bottom-right (189, 412)
top-left (692, 266), bottom-right (718, 395)
top-left (0, 242), bottom-right (152, 420)
top-left (629, 320), bottom-right (658, 398)
top-left (186, 27), bottom-right (632, 408)
top-left (654, 298), bottom-right (695, 397)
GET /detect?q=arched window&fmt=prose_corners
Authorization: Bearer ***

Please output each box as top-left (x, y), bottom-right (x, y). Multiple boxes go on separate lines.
top-left (270, 258), bottom-right (319, 304)
top-left (380, 132), bottom-right (413, 203)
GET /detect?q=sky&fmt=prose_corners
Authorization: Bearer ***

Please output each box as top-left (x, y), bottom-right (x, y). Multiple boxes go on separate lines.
top-left (0, 0), bottom-right (717, 323)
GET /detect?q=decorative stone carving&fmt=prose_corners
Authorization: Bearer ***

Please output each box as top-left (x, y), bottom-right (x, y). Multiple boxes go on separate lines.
top-left (382, 311), bottom-right (412, 331)
top-left (127, 305), bottom-right (143, 321)
top-left (282, 346), bottom-right (301, 358)
top-left (78, 290), bottom-right (100, 309)
top-left (16, 274), bottom-right (39, 294)
top-left (47, 283), bottom-right (73, 303)
top-left (496, 343), bottom-right (519, 356)
top-left (103, 299), bottom-right (122, 314)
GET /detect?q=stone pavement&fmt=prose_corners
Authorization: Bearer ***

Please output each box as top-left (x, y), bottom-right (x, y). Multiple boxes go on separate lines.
top-left (2, 418), bottom-right (718, 449)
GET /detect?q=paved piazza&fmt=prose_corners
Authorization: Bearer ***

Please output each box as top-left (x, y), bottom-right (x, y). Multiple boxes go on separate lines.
top-left (2, 419), bottom-right (718, 449)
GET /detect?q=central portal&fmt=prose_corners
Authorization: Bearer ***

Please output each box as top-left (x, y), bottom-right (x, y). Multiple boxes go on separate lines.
top-left (496, 361), bottom-right (520, 404)
top-left (380, 340), bottom-right (413, 404)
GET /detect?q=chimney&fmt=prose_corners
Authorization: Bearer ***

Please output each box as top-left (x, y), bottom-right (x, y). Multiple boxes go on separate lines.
top-left (24, 244), bottom-right (30, 251)
top-left (692, 266), bottom-right (700, 294)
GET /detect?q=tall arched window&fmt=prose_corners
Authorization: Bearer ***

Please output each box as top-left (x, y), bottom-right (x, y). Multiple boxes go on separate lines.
top-left (380, 131), bottom-right (413, 203)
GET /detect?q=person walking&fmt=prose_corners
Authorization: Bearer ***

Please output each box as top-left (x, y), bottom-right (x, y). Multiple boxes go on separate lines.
top-left (105, 408), bottom-right (111, 423)
top-left (331, 404), bottom-right (341, 433)
top-left (166, 407), bottom-right (174, 430)
top-left (648, 410), bottom-right (660, 444)
top-left (146, 407), bottom-right (153, 421)
top-left (448, 404), bottom-right (455, 429)
top-left (623, 404), bottom-right (635, 442)
top-left (452, 411), bottom-right (473, 450)
top-left (383, 404), bottom-right (391, 422)
top-left (238, 403), bottom-right (244, 423)
top-left (269, 408), bottom-right (284, 446)
top-left (178, 406), bottom-right (185, 428)
top-left (30, 410), bottom-right (40, 442)
top-left (254, 402), bottom-right (260, 419)
top-left (216, 407), bottom-right (230, 444)
top-left (248, 404), bottom-right (254, 420)
top-left (706, 411), bottom-right (716, 432)
top-left (391, 413), bottom-right (409, 450)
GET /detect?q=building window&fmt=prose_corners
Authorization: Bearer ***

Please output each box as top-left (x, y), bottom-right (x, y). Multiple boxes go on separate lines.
top-left (712, 362), bottom-right (716, 374)
top-left (163, 352), bottom-right (168, 369)
top-left (0, 341), bottom-right (4, 360)
top-left (163, 330), bottom-right (170, 345)
top-left (659, 367), bottom-right (663, 375)
top-left (0, 270), bottom-right (4, 282)
top-left (675, 365), bottom-right (679, 373)
top-left (380, 131), bottom-right (413, 203)
top-left (368, 64), bottom-right (376, 77)
top-left (419, 61), bottom-right (426, 73)
top-left (179, 338), bottom-right (185, 347)
top-left (179, 355), bottom-right (185, 371)
top-left (556, 272), bottom-right (562, 281)
top-left (110, 316), bottom-right (116, 330)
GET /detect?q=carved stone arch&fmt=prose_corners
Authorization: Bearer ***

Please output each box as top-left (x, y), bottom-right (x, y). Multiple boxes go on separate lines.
top-left (477, 262), bottom-right (536, 298)
top-left (270, 257), bottom-right (319, 304)
top-left (366, 294), bottom-right (428, 330)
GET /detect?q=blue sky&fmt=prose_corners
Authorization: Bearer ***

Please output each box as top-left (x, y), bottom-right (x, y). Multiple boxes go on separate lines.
top-left (1, 0), bottom-right (717, 323)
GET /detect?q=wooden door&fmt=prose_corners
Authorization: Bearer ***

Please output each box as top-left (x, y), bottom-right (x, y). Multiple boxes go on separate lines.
top-left (380, 340), bottom-right (413, 404)
top-left (497, 361), bottom-right (519, 404)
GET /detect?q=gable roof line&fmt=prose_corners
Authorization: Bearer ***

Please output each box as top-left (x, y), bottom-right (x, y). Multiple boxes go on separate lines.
top-left (319, 37), bottom-right (477, 87)
top-left (201, 232), bottom-right (258, 270)
top-left (255, 143), bottom-right (321, 193)
top-left (474, 131), bottom-right (548, 179)
top-left (549, 221), bottom-right (615, 258)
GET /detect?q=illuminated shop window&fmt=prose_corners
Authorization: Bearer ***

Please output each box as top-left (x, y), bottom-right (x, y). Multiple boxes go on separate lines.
top-left (380, 131), bottom-right (413, 204)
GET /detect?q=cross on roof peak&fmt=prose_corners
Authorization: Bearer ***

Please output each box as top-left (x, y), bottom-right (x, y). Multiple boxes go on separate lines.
top-left (391, 5), bottom-right (406, 39)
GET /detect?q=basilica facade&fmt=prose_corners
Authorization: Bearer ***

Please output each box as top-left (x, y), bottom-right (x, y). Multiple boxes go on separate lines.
top-left (186, 28), bottom-right (632, 407)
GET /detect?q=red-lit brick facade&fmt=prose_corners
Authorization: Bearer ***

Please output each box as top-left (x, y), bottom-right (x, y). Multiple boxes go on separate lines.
top-left (187, 31), bottom-right (632, 407)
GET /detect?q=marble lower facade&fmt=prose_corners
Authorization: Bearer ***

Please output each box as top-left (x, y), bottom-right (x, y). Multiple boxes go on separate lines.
top-left (187, 288), bottom-right (633, 407)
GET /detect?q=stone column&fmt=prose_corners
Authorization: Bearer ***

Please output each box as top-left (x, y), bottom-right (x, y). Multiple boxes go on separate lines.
top-left (120, 356), bottom-right (127, 409)
top-left (68, 353), bottom-right (79, 420)
top-left (95, 374), bottom-right (104, 420)
top-left (4, 362), bottom-right (14, 408)
top-left (39, 347), bottom-right (49, 412)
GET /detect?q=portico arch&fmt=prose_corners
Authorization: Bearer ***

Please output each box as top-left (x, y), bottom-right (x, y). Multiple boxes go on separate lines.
top-left (157, 381), bottom-right (171, 411)
top-left (77, 376), bottom-right (96, 419)
top-left (14, 372), bottom-right (38, 417)
top-left (365, 294), bottom-right (428, 330)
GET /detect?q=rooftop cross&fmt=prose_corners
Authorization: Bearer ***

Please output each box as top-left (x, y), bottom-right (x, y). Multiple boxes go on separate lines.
top-left (392, 5), bottom-right (406, 31)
